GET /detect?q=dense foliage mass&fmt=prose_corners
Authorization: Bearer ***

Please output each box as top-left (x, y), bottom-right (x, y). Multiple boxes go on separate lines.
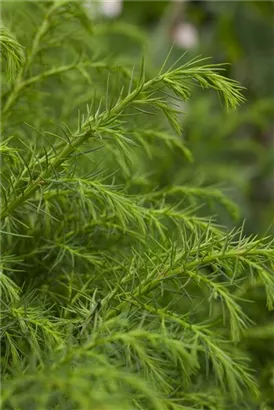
top-left (1, 2), bottom-right (273, 410)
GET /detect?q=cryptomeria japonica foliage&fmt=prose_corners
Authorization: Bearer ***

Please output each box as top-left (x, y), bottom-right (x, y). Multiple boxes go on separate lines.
top-left (0, 2), bottom-right (274, 410)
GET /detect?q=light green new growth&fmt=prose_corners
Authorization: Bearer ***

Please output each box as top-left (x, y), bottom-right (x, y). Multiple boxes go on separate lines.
top-left (1, 2), bottom-right (273, 410)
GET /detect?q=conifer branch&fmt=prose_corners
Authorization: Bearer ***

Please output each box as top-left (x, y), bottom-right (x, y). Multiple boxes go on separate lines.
top-left (1, 3), bottom-right (273, 409)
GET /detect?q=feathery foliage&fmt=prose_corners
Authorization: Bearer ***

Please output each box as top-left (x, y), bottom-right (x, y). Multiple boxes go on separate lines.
top-left (1, 2), bottom-right (274, 410)
top-left (0, 25), bottom-right (25, 82)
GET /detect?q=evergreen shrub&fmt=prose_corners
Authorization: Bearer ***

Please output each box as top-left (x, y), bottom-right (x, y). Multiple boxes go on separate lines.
top-left (1, 2), bottom-right (273, 409)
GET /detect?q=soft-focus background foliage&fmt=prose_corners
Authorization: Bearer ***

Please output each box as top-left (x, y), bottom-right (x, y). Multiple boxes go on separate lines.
top-left (97, 0), bottom-right (274, 234)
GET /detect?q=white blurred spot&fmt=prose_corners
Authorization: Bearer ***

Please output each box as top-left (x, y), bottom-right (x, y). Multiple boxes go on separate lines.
top-left (83, 0), bottom-right (123, 19)
top-left (100, 0), bottom-right (123, 18)
top-left (173, 23), bottom-right (199, 49)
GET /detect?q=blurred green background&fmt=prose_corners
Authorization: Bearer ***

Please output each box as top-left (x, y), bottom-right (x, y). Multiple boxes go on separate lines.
top-left (94, 0), bottom-right (274, 235)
